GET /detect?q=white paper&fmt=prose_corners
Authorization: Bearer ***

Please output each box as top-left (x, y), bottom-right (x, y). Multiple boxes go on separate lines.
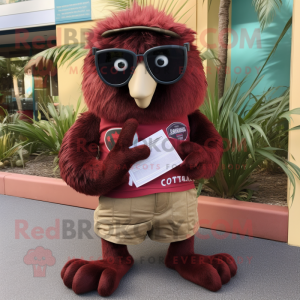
top-left (129, 130), bottom-right (183, 187)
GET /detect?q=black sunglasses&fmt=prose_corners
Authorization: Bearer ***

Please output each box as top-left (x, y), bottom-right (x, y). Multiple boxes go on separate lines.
top-left (92, 43), bottom-right (190, 87)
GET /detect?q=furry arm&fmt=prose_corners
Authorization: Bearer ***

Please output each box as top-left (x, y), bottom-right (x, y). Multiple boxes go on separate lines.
top-left (59, 113), bottom-right (150, 196)
top-left (178, 110), bottom-right (223, 179)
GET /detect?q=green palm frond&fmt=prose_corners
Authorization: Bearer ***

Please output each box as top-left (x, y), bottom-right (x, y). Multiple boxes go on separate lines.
top-left (203, 0), bottom-right (287, 31)
top-left (0, 106), bottom-right (20, 136)
top-left (16, 0), bottom-right (195, 77)
top-left (103, 0), bottom-right (194, 24)
top-left (252, 16), bottom-right (292, 86)
top-left (200, 48), bottom-right (220, 65)
top-left (17, 43), bottom-right (88, 77)
top-left (252, 0), bottom-right (283, 31)
top-left (201, 73), bottom-right (300, 206)
top-left (15, 0), bottom-right (194, 78)
top-left (7, 96), bottom-right (86, 155)
top-left (0, 133), bottom-right (18, 161)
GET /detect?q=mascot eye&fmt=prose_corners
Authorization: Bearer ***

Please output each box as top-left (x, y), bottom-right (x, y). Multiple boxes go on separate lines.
top-left (155, 55), bottom-right (168, 67)
top-left (114, 58), bottom-right (128, 71)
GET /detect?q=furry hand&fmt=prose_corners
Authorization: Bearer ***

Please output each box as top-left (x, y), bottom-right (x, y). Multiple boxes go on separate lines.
top-left (104, 118), bottom-right (150, 179)
top-left (86, 119), bottom-right (150, 194)
top-left (178, 141), bottom-right (220, 180)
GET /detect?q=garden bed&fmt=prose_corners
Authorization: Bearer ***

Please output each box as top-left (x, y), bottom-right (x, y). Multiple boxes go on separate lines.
top-left (201, 169), bottom-right (288, 207)
top-left (1, 155), bottom-right (59, 178)
top-left (1, 154), bottom-right (288, 207)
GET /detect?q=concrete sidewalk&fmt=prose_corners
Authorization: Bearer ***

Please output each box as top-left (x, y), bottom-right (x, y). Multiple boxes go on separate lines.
top-left (0, 194), bottom-right (299, 300)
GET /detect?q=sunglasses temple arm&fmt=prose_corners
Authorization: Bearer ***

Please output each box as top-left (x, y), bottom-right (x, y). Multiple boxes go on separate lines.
top-left (92, 47), bottom-right (98, 55)
top-left (184, 43), bottom-right (190, 51)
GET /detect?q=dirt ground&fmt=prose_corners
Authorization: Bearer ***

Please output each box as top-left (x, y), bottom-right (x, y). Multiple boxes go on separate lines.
top-left (201, 169), bottom-right (288, 207)
top-left (1, 155), bottom-right (61, 179)
top-left (247, 169), bottom-right (288, 206)
top-left (1, 155), bottom-right (288, 207)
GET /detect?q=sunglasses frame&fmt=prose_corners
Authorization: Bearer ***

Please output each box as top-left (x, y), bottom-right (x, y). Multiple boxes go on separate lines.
top-left (92, 43), bottom-right (190, 87)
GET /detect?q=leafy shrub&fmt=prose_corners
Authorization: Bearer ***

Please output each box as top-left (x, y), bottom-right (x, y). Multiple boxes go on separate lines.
top-left (7, 96), bottom-right (86, 156)
top-left (200, 76), bottom-right (300, 205)
top-left (0, 107), bottom-right (22, 163)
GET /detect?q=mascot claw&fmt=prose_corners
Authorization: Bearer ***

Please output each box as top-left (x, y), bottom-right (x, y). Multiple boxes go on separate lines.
top-left (61, 257), bottom-right (134, 297)
top-left (165, 238), bottom-right (237, 292)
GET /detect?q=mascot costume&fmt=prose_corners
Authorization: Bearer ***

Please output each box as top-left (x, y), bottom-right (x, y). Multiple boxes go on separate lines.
top-left (59, 3), bottom-right (237, 297)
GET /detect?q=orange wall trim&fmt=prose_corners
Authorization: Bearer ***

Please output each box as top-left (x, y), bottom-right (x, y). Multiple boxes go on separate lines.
top-left (198, 196), bottom-right (288, 243)
top-left (0, 172), bottom-right (288, 243)
top-left (1, 173), bottom-right (98, 209)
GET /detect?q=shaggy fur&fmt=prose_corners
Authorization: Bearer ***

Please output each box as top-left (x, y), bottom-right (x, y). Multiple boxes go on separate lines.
top-left (82, 3), bottom-right (207, 123)
top-left (178, 110), bottom-right (224, 179)
top-left (59, 117), bottom-right (150, 196)
top-left (59, 4), bottom-right (236, 297)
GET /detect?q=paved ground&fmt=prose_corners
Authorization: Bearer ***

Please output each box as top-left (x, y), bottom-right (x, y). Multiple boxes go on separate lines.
top-left (0, 194), bottom-right (299, 300)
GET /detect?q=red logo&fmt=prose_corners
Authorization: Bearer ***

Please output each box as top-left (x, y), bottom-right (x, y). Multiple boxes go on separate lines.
top-left (104, 128), bottom-right (138, 151)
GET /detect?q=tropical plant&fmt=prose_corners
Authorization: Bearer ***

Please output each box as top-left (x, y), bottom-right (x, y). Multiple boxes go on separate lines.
top-left (0, 105), bottom-right (46, 160)
top-left (248, 87), bottom-right (290, 172)
top-left (0, 107), bottom-right (22, 163)
top-left (251, 16), bottom-right (292, 87)
top-left (252, 0), bottom-right (284, 31)
top-left (0, 106), bottom-right (19, 135)
top-left (105, 0), bottom-right (194, 20)
top-left (104, 0), bottom-right (194, 21)
top-left (7, 96), bottom-right (86, 157)
top-left (0, 133), bottom-right (19, 162)
top-left (18, 0), bottom-right (195, 74)
top-left (202, 0), bottom-right (292, 99)
top-left (200, 74), bottom-right (300, 204)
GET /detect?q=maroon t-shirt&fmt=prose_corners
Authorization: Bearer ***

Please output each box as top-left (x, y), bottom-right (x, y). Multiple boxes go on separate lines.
top-left (99, 116), bottom-right (195, 198)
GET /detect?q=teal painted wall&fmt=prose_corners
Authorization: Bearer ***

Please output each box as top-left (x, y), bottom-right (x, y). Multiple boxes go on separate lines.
top-left (231, 0), bottom-right (293, 99)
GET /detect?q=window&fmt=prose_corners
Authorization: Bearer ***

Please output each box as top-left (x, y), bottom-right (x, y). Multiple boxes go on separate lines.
top-left (0, 30), bottom-right (57, 120)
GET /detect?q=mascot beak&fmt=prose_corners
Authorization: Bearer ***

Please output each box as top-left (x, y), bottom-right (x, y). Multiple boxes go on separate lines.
top-left (128, 61), bottom-right (157, 109)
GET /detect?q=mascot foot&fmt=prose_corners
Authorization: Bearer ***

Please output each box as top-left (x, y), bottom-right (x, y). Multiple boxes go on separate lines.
top-left (61, 239), bottom-right (133, 297)
top-left (165, 236), bottom-right (237, 292)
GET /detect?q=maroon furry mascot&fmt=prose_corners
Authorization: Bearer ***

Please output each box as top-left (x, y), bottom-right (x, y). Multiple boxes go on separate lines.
top-left (59, 4), bottom-right (237, 297)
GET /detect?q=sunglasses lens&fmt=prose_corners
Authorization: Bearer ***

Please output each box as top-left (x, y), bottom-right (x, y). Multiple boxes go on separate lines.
top-left (146, 47), bottom-right (185, 83)
top-left (96, 51), bottom-right (135, 85)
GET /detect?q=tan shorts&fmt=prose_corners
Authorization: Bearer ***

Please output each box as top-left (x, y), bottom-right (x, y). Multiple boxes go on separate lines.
top-left (94, 189), bottom-right (199, 245)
